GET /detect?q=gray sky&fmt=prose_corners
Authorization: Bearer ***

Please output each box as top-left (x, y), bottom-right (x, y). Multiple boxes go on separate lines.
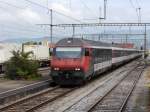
top-left (0, 0), bottom-right (149, 41)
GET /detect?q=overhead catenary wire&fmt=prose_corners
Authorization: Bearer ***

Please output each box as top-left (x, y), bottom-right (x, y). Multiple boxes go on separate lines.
top-left (0, 1), bottom-right (76, 32)
top-left (0, 24), bottom-right (49, 37)
top-left (0, 0), bottom-right (146, 47)
top-left (1, 29), bottom-right (49, 37)
top-left (136, 7), bottom-right (141, 23)
top-left (79, 0), bottom-right (98, 18)
top-left (0, 0), bottom-right (83, 41)
top-left (23, 0), bottom-right (84, 23)
top-left (0, 6), bottom-right (50, 34)
top-left (129, 0), bottom-right (139, 18)
top-left (129, 0), bottom-right (136, 9)
top-left (138, 7), bottom-right (141, 22)
top-left (0, 4), bottom-right (51, 38)
top-left (0, 23), bottom-right (49, 34)
top-left (0, 0), bottom-right (84, 24)
top-left (136, 0), bottom-right (142, 23)
top-left (129, 0), bottom-right (142, 23)
top-left (136, 0), bottom-right (140, 7)
top-left (0, 0), bottom-right (25, 9)
top-left (0, 2), bottom-right (39, 26)
top-left (82, 0), bottom-right (107, 22)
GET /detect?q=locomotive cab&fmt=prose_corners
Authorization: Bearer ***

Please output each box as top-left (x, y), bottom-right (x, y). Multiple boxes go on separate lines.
top-left (51, 46), bottom-right (91, 85)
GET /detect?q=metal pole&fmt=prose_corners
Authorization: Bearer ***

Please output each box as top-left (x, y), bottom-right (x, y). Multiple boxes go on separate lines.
top-left (99, 6), bottom-right (101, 23)
top-left (126, 34), bottom-right (128, 43)
top-left (50, 9), bottom-right (53, 44)
top-left (98, 34), bottom-right (100, 40)
top-left (72, 25), bottom-right (75, 38)
top-left (144, 24), bottom-right (147, 58)
top-left (137, 7), bottom-right (141, 23)
top-left (82, 34), bottom-right (83, 39)
top-left (104, 0), bottom-right (107, 19)
top-left (99, 0), bottom-right (107, 20)
top-left (139, 8), bottom-right (141, 23)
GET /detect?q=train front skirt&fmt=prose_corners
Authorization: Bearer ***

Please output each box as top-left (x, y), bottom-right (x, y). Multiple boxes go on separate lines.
top-left (51, 70), bottom-right (85, 85)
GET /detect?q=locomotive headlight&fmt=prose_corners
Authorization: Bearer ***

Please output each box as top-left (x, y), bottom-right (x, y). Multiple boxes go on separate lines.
top-left (75, 68), bottom-right (80, 71)
top-left (54, 67), bottom-right (59, 70)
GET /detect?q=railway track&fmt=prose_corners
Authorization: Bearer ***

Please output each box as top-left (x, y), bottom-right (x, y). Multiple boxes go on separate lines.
top-left (88, 62), bottom-right (145, 112)
top-left (0, 67), bottom-right (51, 106)
top-left (0, 60), bottom-right (143, 112)
top-left (0, 79), bottom-right (52, 106)
top-left (0, 86), bottom-right (77, 112)
top-left (60, 60), bottom-right (144, 112)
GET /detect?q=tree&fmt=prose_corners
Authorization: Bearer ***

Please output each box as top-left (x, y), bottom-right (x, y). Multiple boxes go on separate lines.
top-left (5, 50), bottom-right (41, 80)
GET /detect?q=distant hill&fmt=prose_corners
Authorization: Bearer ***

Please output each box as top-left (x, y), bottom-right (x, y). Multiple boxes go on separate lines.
top-left (0, 35), bottom-right (149, 48)
top-left (0, 37), bottom-right (59, 44)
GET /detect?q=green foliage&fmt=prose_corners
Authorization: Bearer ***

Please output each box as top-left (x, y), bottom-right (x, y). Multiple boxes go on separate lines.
top-left (24, 41), bottom-right (42, 45)
top-left (5, 50), bottom-right (41, 80)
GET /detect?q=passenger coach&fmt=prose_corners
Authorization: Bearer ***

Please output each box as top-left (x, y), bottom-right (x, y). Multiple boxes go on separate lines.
top-left (51, 38), bottom-right (142, 85)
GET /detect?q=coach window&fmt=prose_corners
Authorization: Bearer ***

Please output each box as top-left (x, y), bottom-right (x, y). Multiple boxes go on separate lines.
top-left (85, 48), bottom-right (90, 56)
top-left (101, 49), bottom-right (105, 61)
top-left (53, 48), bottom-right (56, 56)
top-left (104, 49), bottom-right (108, 61)
top-left (108, 49), bottom-right (112, 60)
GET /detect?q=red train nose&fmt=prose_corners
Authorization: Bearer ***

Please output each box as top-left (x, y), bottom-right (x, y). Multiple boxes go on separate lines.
top-left (51, 58), bottom-right (82, 70)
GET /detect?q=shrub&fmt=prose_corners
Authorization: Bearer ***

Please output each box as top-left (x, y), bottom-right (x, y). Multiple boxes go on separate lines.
top-left (5, 50), bottom-right (41, 80)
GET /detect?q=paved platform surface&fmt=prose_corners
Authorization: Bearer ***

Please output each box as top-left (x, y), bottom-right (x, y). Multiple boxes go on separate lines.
top-left (123, 62), bottom-right (150, 112)
top-left (0, 67), bottom-right (51, 94)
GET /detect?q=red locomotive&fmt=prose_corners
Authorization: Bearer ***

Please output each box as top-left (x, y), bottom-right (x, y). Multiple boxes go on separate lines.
top-left (51, 38), bottom-right (142, 85)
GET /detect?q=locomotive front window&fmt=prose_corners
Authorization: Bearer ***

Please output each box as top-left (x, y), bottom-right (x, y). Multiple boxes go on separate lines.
top-left (55, 47), bottom-right (82, 58)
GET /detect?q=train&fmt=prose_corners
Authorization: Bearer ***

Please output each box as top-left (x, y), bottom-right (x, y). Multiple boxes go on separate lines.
top-left (51, 38), bottom-right (143, 85)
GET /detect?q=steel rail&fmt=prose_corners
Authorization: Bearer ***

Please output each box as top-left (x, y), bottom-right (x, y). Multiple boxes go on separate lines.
top-left (26, 88), bottom-right (77, 112)
top-left (88, 62), bottom-right (142, 112)
top-left (118, 66), bottom-right (145, 112)
top-left (62, 60), bottom-right (139, 112)
top-left (0, 86), bottom-right (59, 111)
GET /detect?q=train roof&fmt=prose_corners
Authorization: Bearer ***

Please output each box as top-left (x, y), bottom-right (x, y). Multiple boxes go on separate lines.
top-left (56, 38), bottom-right (112, 47)
top-left (56, 38), bottom-right (142, 51)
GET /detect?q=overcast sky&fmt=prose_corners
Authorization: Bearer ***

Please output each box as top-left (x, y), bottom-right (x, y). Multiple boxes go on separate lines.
top-left (0, 0), bottom-right (150, 41)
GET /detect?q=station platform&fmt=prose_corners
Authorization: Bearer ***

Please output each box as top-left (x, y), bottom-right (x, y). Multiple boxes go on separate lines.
top-left (0, 68), bottom-right (51, 105)
top-left (0, 67), bottom-right (51, 93)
